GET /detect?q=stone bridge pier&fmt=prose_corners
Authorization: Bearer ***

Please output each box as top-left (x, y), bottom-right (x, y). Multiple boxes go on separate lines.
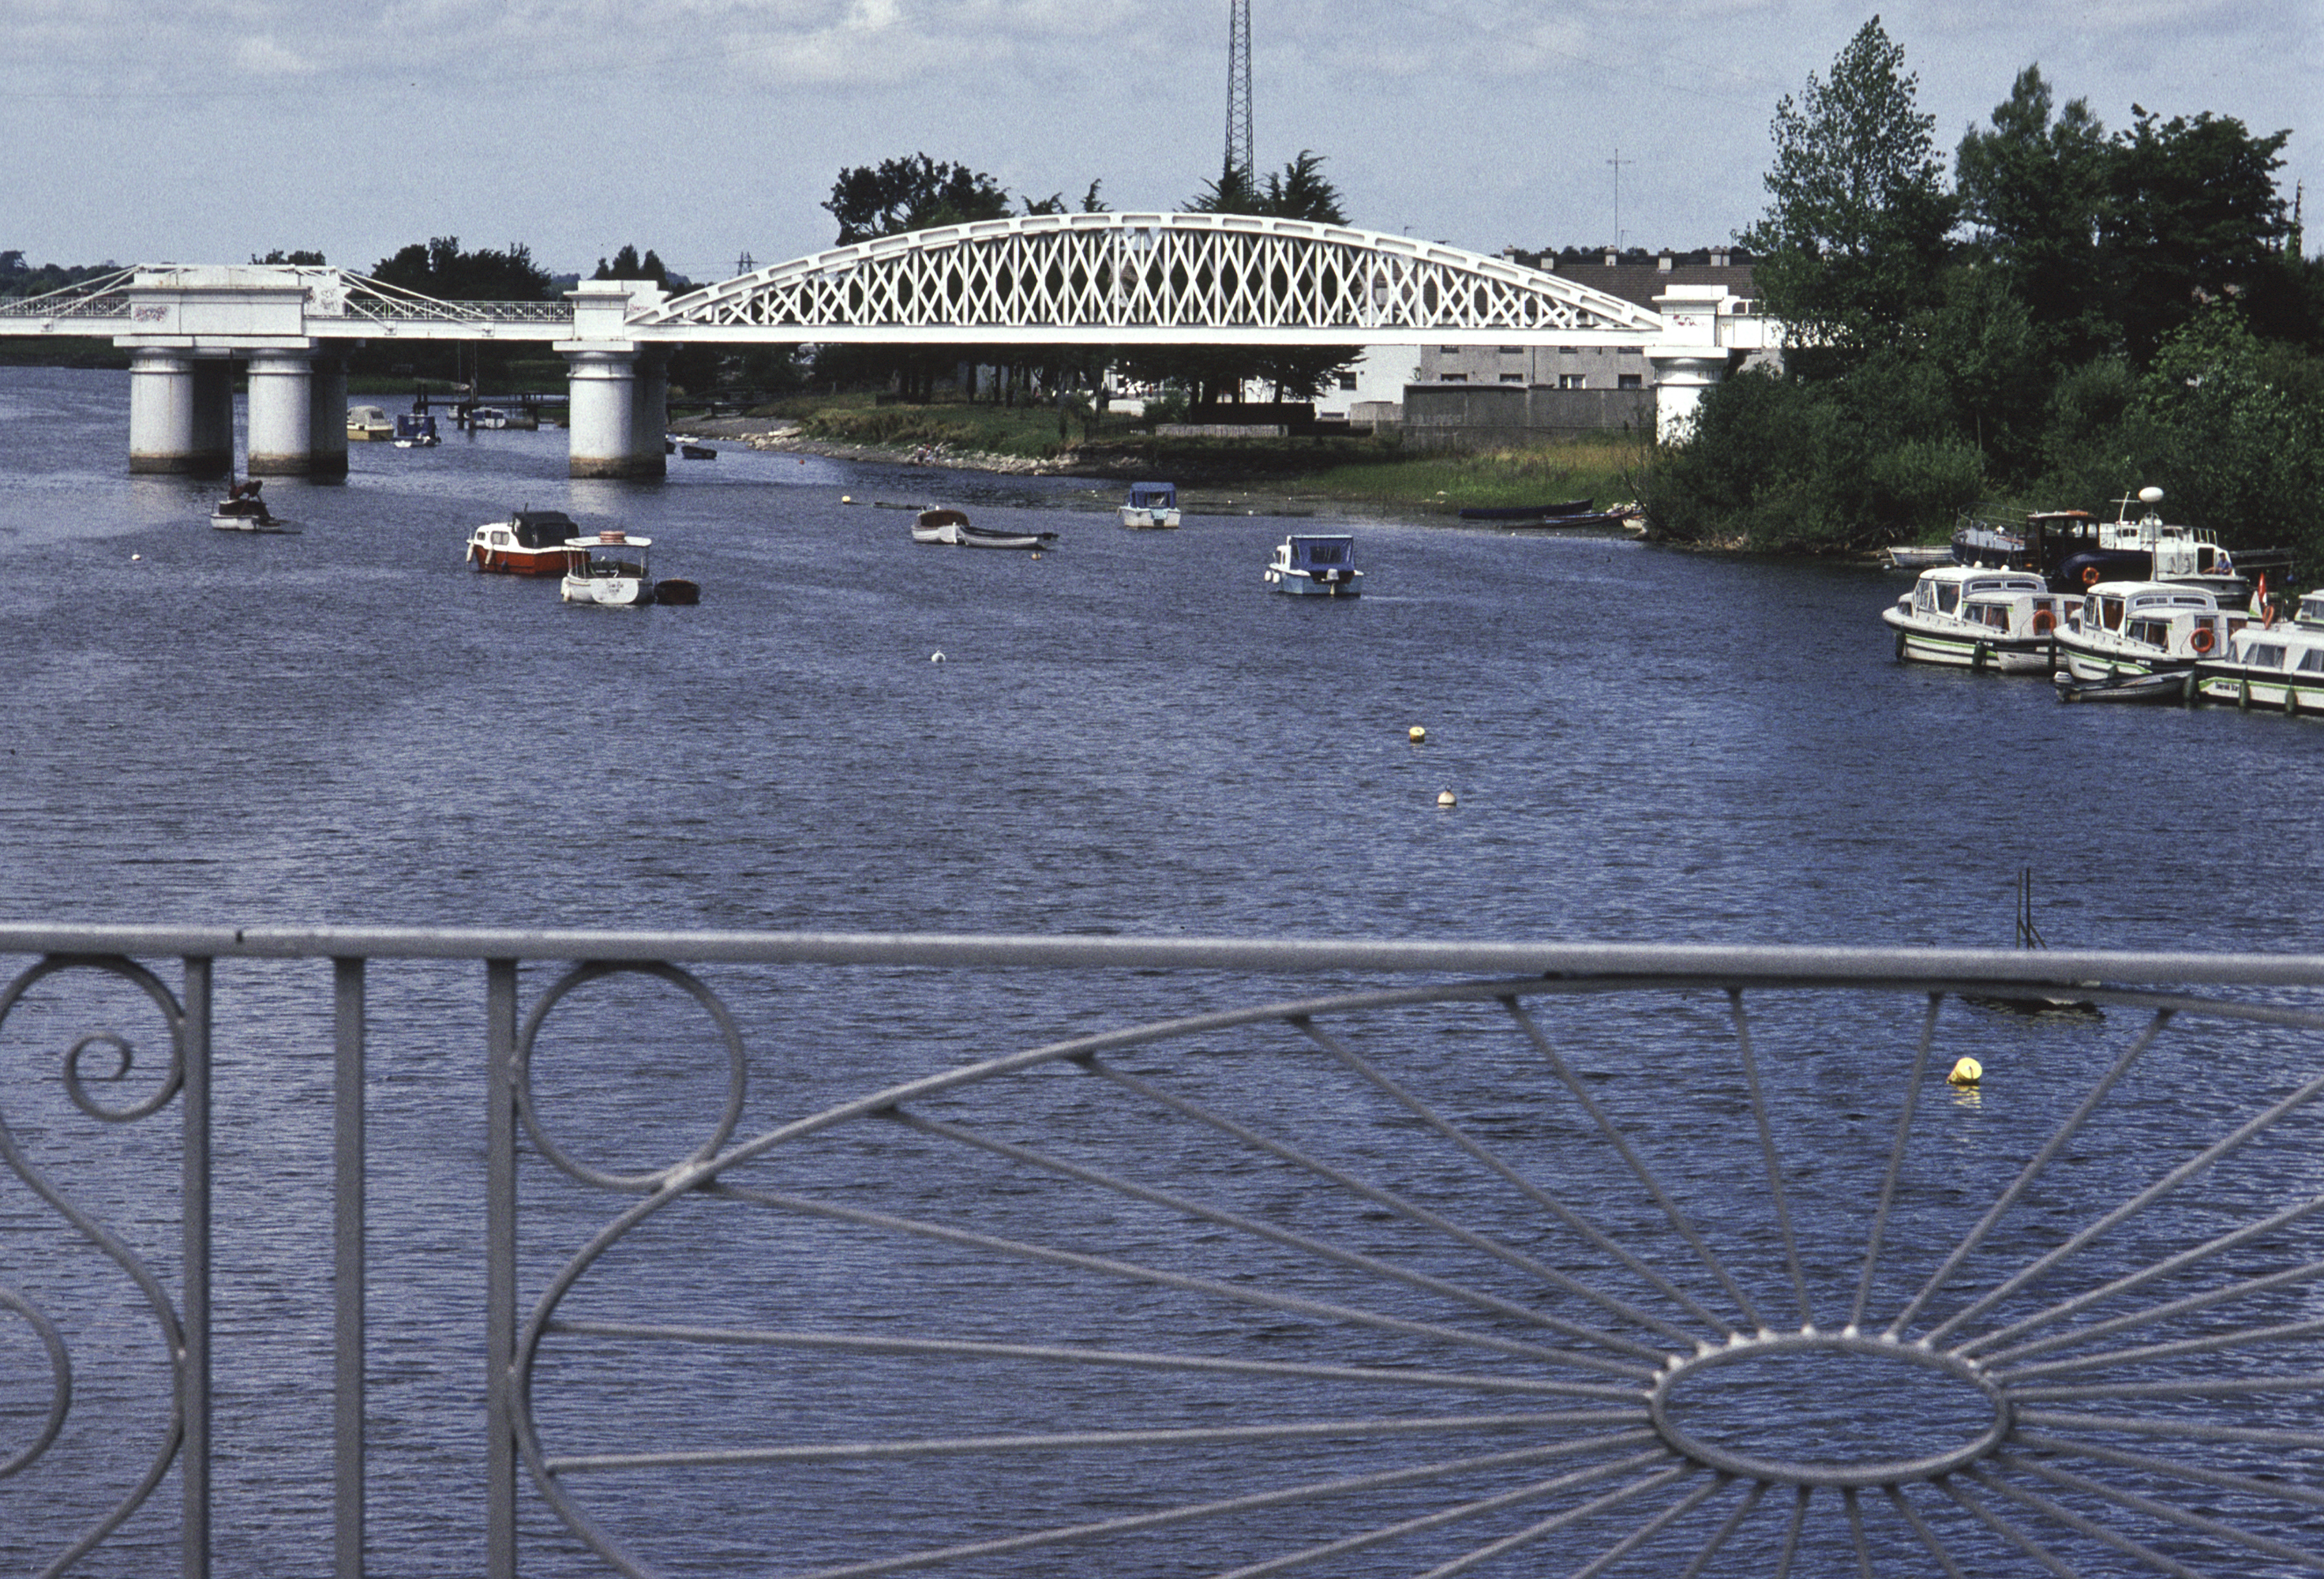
top-left (558, 281), bottom-right (669, 480)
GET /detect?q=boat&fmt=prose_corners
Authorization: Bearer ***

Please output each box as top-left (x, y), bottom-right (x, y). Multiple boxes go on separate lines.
top-left (2052, 579), bottom-right (2242, 698)
top-left (912, 508), bottom-right (1056, 549)
top-left (1879, 565), bottom-right (2074, 672)
top-left (679, 441), bottom-right (716, 460)
top-left (1118, 482), bottom-right (1182, 529)
top-left (468, 407), bottom-right (511, 430)
top-left (347, 406), bottom-right (395, 442)
top-left (2069, 488), bottom-right (2247, 602)
top-left (1456, 499), bottom-right (1595, 522)
top-left (467, 508), bottom-right (583, 576)
top-left (393, 413), bottom-right (440, 448)
top-left (1265, 534), bottom-right (1363, 597)
top-left (210, 478), bottom-right (295, 533)
top-left (560, 528), bottom-right (656, 606)
top-left (1883, 545), bottom-right (1954, 569)
top-left (2193, 598), bottom-right (2324, 714)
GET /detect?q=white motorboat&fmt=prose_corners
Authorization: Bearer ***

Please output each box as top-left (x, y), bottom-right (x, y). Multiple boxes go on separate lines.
top-left (913, 508), bottom-right (1055, 549)
top-left (346, 405), bottom-right (395, 443)
top-left (2052, 580), bottom-right (2243, 697)
top-left (2075, 487), bottom-right (2246, 601)
top-left (2194, 601), bottom-right (2324, 713)
top-left (560, 529), bottom-right (654, 606)
top-left (1880, 565), bottom-right (2074, 672)
top-left (1264, 534), bottom-right (1363, 597)
top-left (1118, 482), bottom-right (1181, 529)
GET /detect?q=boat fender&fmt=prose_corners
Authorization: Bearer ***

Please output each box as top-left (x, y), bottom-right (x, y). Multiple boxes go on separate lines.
top-left (1947, 1057), bottom-right (1981, 1086)
top-left (1895, 631), bottom-right (1907, 661)
top-left (1972, 641), bottom-right (1990, 669)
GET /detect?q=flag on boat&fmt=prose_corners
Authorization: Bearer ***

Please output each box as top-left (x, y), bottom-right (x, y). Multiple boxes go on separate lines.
top-left (2250, 572), bottom-right (2269, 622)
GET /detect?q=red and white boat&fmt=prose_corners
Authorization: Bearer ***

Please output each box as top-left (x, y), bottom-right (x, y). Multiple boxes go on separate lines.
top-left (466, 508), bottom-right (583, 576)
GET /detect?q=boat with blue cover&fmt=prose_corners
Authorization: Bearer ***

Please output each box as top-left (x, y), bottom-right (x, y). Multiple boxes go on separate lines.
top-left (1265, 534), bottom-right (1363, 597)
top-left (1119, 482), bottom-right (1180, 529)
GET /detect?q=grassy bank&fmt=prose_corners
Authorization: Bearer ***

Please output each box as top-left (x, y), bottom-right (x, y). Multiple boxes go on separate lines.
top-left (749, 393), bottom-right (1649, 511)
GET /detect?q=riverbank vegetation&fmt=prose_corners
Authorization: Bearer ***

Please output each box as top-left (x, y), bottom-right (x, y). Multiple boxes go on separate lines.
top-left (1648, 19), bottom-right (2323, 568)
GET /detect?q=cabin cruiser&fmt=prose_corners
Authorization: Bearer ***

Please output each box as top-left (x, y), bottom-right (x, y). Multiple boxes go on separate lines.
top-left (2194, 606), bottom-right (2324, 714)
top-left (346, 406), bottom-right (395, 442)
top-left (1265, 534), bottom-right (1363, 597)
top-left (2052, 580), bottom-right (2243, 698)
top-left (393, 413), bottom-right (440, 448)
top-left (1880, 565), bottom-right (2074, 672)
top-left (2067, 488), bottom-right (2245, 600)
top-left (1119, 482), bottom-right (1181, 529)
top-left (912, 508), bottom-right (1055, 549)
top-left (467, 508), bottom-right (583, 576)
top-left (560, 528), bottom-right (655, 606)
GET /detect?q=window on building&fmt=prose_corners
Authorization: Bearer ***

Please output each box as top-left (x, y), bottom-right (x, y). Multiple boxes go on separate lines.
top-left (1500, 347), bottom-right (1524, 355)
top-left (1440, 373), bottom-right (1467, 383)
top-left (1500, 373), bottom-right (1524, 384)
top-left (1336, 373), bottom-right (1358, 391)
top-left (1558, 373), bottom-right (1586, 390)
top-left (1617, 374), bottom-right (1643, 389)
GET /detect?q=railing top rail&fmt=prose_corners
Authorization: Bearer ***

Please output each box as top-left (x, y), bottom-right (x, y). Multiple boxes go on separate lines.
top-left (2, 924), bottom-right (2322, 989)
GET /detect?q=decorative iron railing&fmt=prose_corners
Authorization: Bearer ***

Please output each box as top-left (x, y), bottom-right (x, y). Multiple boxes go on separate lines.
top-left (4, 927), bottom-right (2322, 1577)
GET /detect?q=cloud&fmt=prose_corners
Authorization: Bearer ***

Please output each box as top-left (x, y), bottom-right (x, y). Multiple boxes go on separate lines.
top-left (234, 34), bottom-right (320, 75)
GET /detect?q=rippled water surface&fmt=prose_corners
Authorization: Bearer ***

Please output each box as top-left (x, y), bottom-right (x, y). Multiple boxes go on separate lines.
top-left (3, 367), bottom-right (2321, 1576)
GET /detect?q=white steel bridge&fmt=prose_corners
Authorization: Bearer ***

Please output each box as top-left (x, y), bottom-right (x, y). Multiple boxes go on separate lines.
top-left (0, 214), bottom-right (1771, 478)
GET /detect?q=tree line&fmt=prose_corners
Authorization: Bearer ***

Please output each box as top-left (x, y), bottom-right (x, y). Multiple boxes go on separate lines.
top-left (1651, 16), bottom-right (2322, 564)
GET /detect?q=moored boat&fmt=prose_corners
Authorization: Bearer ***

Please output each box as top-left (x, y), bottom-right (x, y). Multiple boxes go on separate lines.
top-left (393, 413), bottom-right (440, 448)
top-left (2194, 608), bottom-right (2324, 714)
top-left (1457, 499), bottom-right (1594, 523)
top-left (347, 405), bottom-right (395, 442)
top-left (1880, 565), bottom-right (2073, 672)
top-left (560, 528), bottom-right (655, 606)
top-left (210, 478), bottom-right (294, 533)
top-left (913, 508), bottom-right (1056, 549)
top-left (467, 508), bottom-right (583, 576)
top-left (1265, 534), bottom-right (1363, 597)
top-left (1119, 482), bottom-right (1181, 529)
top-left (2052, 580), bottom-right (2241, 696)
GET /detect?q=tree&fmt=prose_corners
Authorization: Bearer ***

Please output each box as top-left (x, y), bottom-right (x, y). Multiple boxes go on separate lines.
top-left (592, 245), bottom-right (677, 286)
top-left (1955, 66), bottom-right (2108, 364)
top-left (370, 237), bottom-right (554, 301)
top-left (2099, 109), bottom-right (2292, 362)
top-left (252, 249), bottom-right (328, 265)
top-left (823, 155), bottom-right (1011, 245)
top-left (1740, 16), bottom-right (1958, 365)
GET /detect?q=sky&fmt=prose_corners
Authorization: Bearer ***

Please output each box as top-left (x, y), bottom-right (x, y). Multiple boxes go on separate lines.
top-left (2, 0), bottom-right (2315, 284)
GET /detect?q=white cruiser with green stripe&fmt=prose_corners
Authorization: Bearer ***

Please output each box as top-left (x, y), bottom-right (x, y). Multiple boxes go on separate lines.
top-left (2195, 601), bottom-right (2324, 714)
top-left (2052, 581), bottom-right (2240, 688)
top-left (1880, 565), bottom-right (2073, 673)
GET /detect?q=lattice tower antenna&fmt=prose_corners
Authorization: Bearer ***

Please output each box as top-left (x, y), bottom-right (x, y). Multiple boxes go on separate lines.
top-left (1224, 0), bottom-right (1254, 186)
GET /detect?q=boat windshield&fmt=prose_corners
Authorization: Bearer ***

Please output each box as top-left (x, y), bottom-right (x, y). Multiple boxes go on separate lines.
top-left (1129, 484), bottom-right (1176, 508)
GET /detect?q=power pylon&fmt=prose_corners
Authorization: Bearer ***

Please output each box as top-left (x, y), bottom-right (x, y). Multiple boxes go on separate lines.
top-left (1224, 0), bottom-right (1254, 186)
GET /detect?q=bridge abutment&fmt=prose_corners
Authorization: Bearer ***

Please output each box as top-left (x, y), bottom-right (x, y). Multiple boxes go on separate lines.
top-left (560, 280), bottom-right (670, 480)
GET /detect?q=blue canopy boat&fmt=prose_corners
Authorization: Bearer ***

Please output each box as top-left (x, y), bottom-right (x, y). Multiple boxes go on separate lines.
top-left (1119, 482), bottom-right (1181, 529)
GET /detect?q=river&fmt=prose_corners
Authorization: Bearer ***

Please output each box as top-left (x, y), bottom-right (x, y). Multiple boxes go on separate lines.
top-left (2, 366), bottom-right (2319, 1576)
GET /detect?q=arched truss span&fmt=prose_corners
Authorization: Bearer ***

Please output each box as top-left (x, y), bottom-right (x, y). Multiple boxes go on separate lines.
top-left (635, 212), bottom-right (1667, 347)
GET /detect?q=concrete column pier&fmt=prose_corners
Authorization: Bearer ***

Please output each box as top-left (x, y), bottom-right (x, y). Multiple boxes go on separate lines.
top-left (308, 353), bottom-right (349, 478)
top-left (246, 350), bottom-right (316, 475)
top-left (129, 351), bottom-right (235, 476)
top-left (1647, 284), bottom-right (1732, 444)
top-left (562, 349), bottom-right (666, 479)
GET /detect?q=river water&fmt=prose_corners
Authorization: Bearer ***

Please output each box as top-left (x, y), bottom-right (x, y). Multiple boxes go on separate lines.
top-left (2, 366), bottom-right (2320, 1576)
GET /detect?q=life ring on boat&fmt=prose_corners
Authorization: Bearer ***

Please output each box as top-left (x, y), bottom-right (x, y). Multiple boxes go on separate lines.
top-left (2080, 564), bottom-right (2104, 588)
top-left (2189, 625), bottom-right (2215, 654)
top-left (2033, 609), bottom-right (2056, 634)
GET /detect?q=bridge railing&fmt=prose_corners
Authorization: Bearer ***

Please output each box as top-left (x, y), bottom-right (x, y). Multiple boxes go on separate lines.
top-left (4, 926), bottom-right (2322, 1577)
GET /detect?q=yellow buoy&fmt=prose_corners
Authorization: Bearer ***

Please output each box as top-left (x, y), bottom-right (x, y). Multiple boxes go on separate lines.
top-left (1409, 726), bottom-right (1427, 743)
top-left (1947, 1056), bottom-right (1982, 1086)
top-left (1437, 789), bottom-right (1457, 808)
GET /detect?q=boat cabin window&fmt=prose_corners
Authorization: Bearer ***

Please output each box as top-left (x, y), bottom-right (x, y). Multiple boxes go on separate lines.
top-left (1299, 542), bottom-right (1347, 564)
top-left (1934, 583), bottom-right (1959, 614)
top-left (2249, 643), bottom-right (2288, 669)
top-left (2127, 619), bottom-right (2168, 647)
top-left (2100, 598), bottom-right (2123, 630)
top-left (2299, 649), bottom-right (2324, 673)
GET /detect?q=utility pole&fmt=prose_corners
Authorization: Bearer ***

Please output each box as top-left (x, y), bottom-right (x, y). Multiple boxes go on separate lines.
top-left (1607, 148), bottom-right (1635, 255)
top-left (1225, 0), bottom-right (1254, 186)
top-left (735, 251), bottom-right (755, 276)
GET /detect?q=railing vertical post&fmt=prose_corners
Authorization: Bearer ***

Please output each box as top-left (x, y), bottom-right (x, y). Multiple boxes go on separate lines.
top-left (180, 956), bottom-right (212, 1579)
top-left (333, 958), bottom-right (366, 1579)
top-left (485, 959), bottom-right (519, 1579)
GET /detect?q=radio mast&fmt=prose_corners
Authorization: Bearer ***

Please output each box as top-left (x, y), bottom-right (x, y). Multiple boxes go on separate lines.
top-left (1225, 0), bottom-right (1254, 186)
